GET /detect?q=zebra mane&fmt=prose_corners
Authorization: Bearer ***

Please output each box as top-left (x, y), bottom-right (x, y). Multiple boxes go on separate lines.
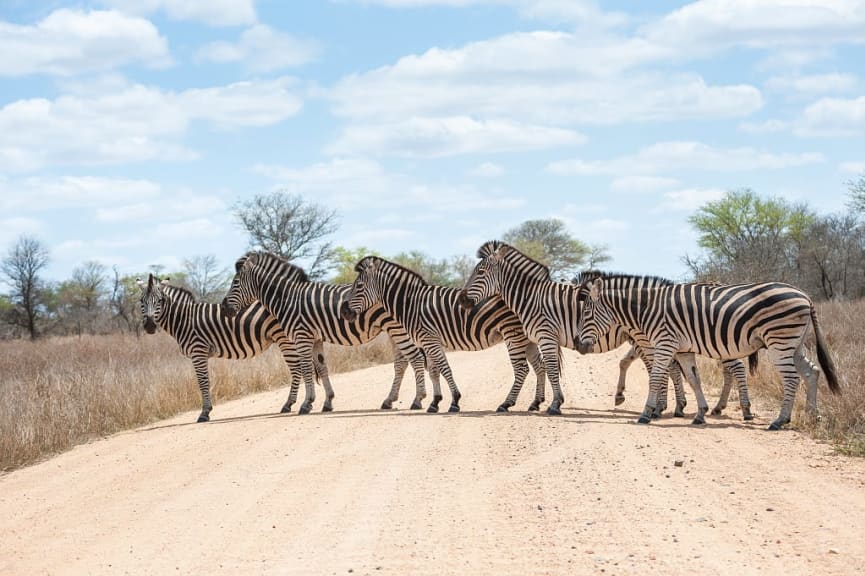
top-left (491, 241), bottom-right (552, 282)
top-left (476, 240), bottom-right (504, 259)
top-left (358, 256), bottom-right (428, 286)
top-left (244, 250), bottom-right (310, 282)
top-left (161, 282), bottom-right (197, 303)
top-left (576, 271), bottom-right (675, 291)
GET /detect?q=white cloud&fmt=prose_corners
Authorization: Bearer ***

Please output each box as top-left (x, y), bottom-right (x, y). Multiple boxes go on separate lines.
top-left (657, 188), bottom-right (728, 212)
top-left (644, 0), bottom-right (865, 55)
top-left (547, 141), bottom-right (824, 175)
top-left (99, 0), bottom-right (256, 26)
top-left (840, 161), bottom-right (865, 173)
top-left (0, 176), bottom-right (161, 212)
top-left (796, 95), bottom-right (865, 137)
top-left (0, 217), bottom-right (45, 249)
top-left (155, 218), bottom-right (223, 240)
top-left (0, 77), bottom-right (303, 172)
top-left (327, 116), bottom-right (585, 157)
top-left (738, 119), bottom-right (789, 134)
top-left (196, 24), bottom-right (320, 72)
top-left (765, 73), bottom-right (858, 95)
top-left (255, 156), bottom-right (526, 212)
top-left (96, 203), bottom-right (154, 222)
top-left (610, 176), bottom-right (679, 193)
top-left (0, 9), bottom-right (170, 76)
top-left (469, 161), bottom-right (505, 177)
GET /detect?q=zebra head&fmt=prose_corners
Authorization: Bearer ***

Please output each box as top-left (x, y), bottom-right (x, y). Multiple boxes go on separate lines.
top-left (340, 256), bottom-right (383, 322)
top-left (576, 277), bottom-right (615, 354)
top-left (222, 252), bottom-right (259, 318)
top-left (457, 241), bottom-right (506, 309)
top-left (137, 274), bottom-right (170, 334)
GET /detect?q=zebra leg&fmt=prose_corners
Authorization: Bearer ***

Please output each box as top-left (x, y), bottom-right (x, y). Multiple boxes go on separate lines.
top-left (767, 344), bottom-right (801, 430)
top-left (711, 363), bottom-right (733, 416)
top-left (425, 345), bottom-right (461, 413)
top-left (312, 341), bottom-right (335, 412)
top-left (538, 338), bottom-right (564, 415)
top-left (283, 372), bottom-right (300, 413)
top-left (295, 339), bottom-right (317, 415)
top-left (527, 342), bottom-right (546, 412)
top-left (639, 349), bottom-right (675, 424)
top-left (498, 340), bottom-right (532, 412)
top-left (408, 351), bottom-right (428, 410)
top-left (382, 350), bottom-right (408, 410)
top-left (675, 353), bottom-right (710, 425)
top-left (797, 352), bottom-right (821, 418)
top-left (669, 360), bottom-right (687, 418)
top-left (191, 355), bottom-right (213, 423)
top-left (716, 359), bottom-right (753, 420)
top-left (615, 344), bottom-right (638, 406)
top-left (426, 358), bottom-right (444, 414)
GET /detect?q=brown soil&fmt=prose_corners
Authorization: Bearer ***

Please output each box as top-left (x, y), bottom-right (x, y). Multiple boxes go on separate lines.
top-left (1, 345), bottom-right (863, 575)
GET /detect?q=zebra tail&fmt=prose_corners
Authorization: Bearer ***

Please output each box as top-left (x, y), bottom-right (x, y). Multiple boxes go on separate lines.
top-left (812, 307), bottom-right (841, 395)
top-left (748, 351), bottom-right (759, 376)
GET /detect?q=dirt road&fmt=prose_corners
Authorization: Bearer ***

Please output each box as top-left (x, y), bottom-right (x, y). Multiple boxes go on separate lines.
top-left (1, 345), bottom-right (863, 575)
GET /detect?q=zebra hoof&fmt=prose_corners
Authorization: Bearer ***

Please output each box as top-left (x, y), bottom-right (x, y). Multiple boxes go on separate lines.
top-left (322, 405), bottom-right (333, 413)
top-left (692, 415), bottom-right (706, 425)
top-left (496, 404), bottom-right (510, 413)
top-left (674, 409), bottom-right (685, 418)
top-left (546, 406), bottom-right (562, 416)
top-left (427, 405), bottom-right (439, 414)
top-left (281, 405), bottom-right (293, 414)
top-left (650, 411), bottom-right (661, 420)
top-left (528, 402), bottom-right (540, 411)
top-left (768, 418), bottom-right (788, 431)
top-left (744, 414), bottom-right (755, 421)
top-left (614, 394), bottom-right (625, 406)
top-left (637, 415), bottom-right (651, 424)
top-left (410, 401), bottom-right (423, 410)
top-left (448, 404), bottom-right (460, 413)
top-left (381, 400), bottom-right (392, 410)
top-left (299, 404), bottom-right (312, 415)
top-left (196, 415), bottom-right (210, 423)
top-left (711, 407), bottom-right (723, 416)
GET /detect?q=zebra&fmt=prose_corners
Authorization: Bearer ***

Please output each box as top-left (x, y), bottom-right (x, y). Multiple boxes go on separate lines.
top-left (221, 251), bottom-right (431, 414)
top-left (338, 255), bottom-right (548, 413)
top-left (573, 273), bottom-right (754, 421)
top-left (575, 272), bottom-right (840, 430)
top-left (137, 273), bottom-right (331, 422)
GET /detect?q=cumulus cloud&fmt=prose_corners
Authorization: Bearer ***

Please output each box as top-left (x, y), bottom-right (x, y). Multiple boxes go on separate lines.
top-left (0, 77), bottom-right (303, 172)
top-left (196, 24), bottom-right (320, 72)
top-left (547, 141), bottom-right (824, 175)
top-left (796, 95), bottom-right (865, 137)
top-left (469, 162), bottom-right (505, 177)
top-left (98, 0), bottom-right (256, 26)
top-left (0, 9), bottom-right (170, 76)
top-left (0, 176), bottom-right (161, 212)
top-left (327, 117), bottom-right (585, 158)
top-left (657, 188), bottom-right (728, 212)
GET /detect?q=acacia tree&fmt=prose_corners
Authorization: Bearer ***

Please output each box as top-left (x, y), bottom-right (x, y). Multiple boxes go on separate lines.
top-left (846, 173), bottom-right (865, 213)
top-left (685, 189), bottom-right (815, 283)
top-left (110, 266), bottom-right (142, 334)
top-left (234, 192), bottom-right (338, 279)
top-left (503, 218), bottom-right (596, 278)
top-left (1, 235), bottom-right (50, 340)
top-left (183, 254), bottom-right (230, 302)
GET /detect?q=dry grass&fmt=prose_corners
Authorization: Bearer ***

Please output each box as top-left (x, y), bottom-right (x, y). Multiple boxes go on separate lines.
top-left (697, 300), bottom-right (865, 455)
top-left (3, 299), bottom-right (864, 472)
top-left (0, 332), bottom-right (394, 472)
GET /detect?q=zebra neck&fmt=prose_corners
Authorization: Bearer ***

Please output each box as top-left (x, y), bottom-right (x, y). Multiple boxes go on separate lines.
top-left (380, 278), bottom-right (424, 320)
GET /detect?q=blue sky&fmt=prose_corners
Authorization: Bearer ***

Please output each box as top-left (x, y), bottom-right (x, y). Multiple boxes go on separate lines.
top-left (1, 0), bottom-right (864, 285)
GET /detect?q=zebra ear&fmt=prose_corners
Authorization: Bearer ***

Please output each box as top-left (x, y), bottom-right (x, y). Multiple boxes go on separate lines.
top-left (135, 277), bottom-right (145, 289)
top-left (147, 273), bottom-right (155, 289)
top-left (160, 278), bottom-right (170, 286)
top-left (589, 278), bottom-right (603, 301)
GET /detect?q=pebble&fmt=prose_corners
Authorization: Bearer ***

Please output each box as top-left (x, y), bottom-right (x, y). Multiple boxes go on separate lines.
top-left (829, 548), bottom-right (840, 555)
top-left (674, 460), bottom-right (684, 467)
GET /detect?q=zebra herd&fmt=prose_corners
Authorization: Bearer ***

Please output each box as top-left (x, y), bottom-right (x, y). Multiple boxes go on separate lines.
top-left (138, 240), bottom-right (841, 431)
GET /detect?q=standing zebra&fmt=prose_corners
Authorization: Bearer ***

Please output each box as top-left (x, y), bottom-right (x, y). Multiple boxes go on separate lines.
top-left (338, 256), bottom-right (546, 413)
top-left (221, 251), bottom-right (431, 414)
top-left (572, 272), bottom-right (754, 421)
top-left (575, 273), bottom-right (840, 430)
top-left (137, 274), bottom-right (331, 422)
top-left (457, 241), bottom-right (599, 415)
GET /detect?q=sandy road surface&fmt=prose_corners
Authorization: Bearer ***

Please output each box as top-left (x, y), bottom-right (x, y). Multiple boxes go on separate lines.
top-left (1, 345), bottom-right (864, 576)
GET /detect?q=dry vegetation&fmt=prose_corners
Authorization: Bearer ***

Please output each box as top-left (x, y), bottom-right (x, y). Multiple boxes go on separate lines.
top-left (0, 332), bottom-right (394, 472)
top-left (2, 300), bottom-right (863, 473)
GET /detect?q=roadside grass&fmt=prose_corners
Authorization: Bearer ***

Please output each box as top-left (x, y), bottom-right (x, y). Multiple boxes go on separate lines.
top-left (0, 332), bottom-right (394, 472)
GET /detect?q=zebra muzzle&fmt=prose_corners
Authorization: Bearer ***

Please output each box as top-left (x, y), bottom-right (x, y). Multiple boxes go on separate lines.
top-left (339, 302), bottom-right (357, 322)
